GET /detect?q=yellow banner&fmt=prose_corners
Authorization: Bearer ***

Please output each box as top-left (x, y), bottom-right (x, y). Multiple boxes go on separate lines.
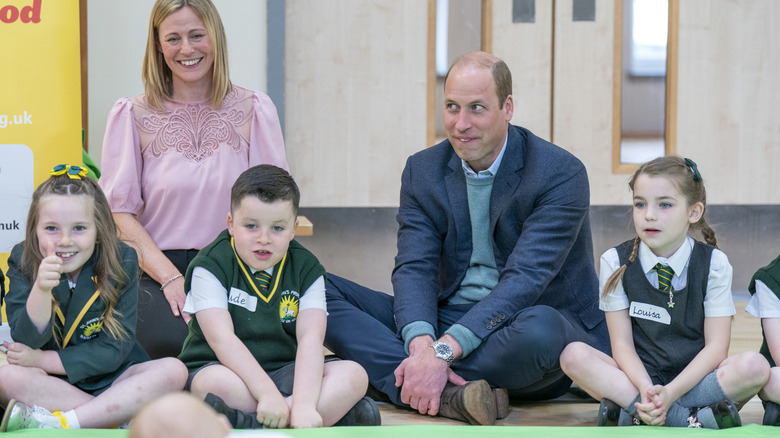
top-left (0, 0), bottom-right (82, 318)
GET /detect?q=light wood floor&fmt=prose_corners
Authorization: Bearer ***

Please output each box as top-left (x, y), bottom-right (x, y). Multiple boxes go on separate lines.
top-left (0, 300), bottom-right (768, 426)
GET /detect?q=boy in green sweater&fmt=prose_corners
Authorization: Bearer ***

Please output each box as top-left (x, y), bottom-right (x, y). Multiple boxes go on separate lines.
top-left (179, 165), bottom-right (379, 429)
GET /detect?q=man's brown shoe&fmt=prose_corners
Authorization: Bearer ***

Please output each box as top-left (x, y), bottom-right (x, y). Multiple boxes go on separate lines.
top-left (438, 380), bottom-right (497, 425)
top-left (494, 387), bottom-right (509, 420)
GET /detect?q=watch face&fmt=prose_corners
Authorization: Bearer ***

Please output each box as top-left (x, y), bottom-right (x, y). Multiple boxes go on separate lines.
top-left (433, 342), bottom-right (452, 360)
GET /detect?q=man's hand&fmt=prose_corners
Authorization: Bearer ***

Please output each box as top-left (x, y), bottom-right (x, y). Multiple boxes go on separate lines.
top-left (393, 336), bottom-right (467, 416)
top-left (394, 349), bottom-right (448, 415)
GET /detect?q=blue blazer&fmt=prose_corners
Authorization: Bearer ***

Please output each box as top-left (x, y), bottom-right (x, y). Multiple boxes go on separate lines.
top-left (392, 124), bottom-right (607, 350)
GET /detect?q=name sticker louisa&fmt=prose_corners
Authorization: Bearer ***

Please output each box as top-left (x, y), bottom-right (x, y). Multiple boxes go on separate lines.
top-left (629, 301), bottom-right (671, 325)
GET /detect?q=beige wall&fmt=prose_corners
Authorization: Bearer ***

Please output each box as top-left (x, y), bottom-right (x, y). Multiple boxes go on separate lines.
top-left (675, 0), bottom-right (780, 204)
top-left (551, 0), bottom-right (622, 205)
top-left (488, 0), bottom-right (780, 206)
top-left (284, 1), bottom-right (428, 207)
top-left (490, 0), bottom-right (554, 140)
top-left (488, 0), bottom-right (624, 205)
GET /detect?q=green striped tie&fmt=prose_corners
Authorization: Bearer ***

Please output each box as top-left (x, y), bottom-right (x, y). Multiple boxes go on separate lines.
top-left (254, 270), bottom-right (272, 290)
top-left (655, 263), bottom-right (674, 292)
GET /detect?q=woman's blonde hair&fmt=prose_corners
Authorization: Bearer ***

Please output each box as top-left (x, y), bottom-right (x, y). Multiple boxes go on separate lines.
top-left (22, 171), bottom-right (131, 344)
top-left (602, 156), bottom-right (717, 297)
top-left (142, 0), bottom-right (231, 109)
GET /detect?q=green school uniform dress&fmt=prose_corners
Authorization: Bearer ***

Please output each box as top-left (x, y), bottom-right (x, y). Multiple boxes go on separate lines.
top-left (6, 242), bottom-right (149, 393)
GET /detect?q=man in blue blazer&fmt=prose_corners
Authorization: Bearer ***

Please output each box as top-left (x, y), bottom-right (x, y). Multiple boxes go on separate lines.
top-left (325, 52), bottom-right (609, 425)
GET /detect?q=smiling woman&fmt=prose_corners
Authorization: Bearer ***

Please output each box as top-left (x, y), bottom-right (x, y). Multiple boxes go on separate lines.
top-left (156, 6), bottom-right (215, 101)
top-left (97, 0), bottom-right (288, 359)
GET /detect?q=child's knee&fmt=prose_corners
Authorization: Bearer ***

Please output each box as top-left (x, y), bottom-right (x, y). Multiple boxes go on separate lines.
top-left (0, 364), bottom-right (18, 389)
top-left (559, 342), bottom-right (591, 375)
top-left (763, 367), bottom-right (780, 399)
top-left (337, 360), bottom-right (368, 390)
top-left (720, 352), bottom-right (770, 388)
top-left (0, 364), bottom-right (35, 384)
top-left (188, 372), bottom-right (214, 398)
top-left (158, 358), bottom-right (189, 388)
top-left (0, 364), bottom-right (40, 398)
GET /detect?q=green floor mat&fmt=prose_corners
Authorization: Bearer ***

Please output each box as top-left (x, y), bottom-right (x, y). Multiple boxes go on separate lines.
top-left (2, 424), bottom-right (778, 437)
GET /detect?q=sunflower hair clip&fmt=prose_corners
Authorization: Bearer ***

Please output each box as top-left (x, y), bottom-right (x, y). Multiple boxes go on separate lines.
top-left (50, 164), bottom-right (88, 180)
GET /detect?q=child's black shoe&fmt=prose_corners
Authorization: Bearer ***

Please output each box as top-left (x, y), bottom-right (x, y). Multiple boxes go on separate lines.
top-left (597, 398), bottom-right (621, 426)
top-left (203, 393), bottom-right (263, 429)
top-left (687, 398), bottom-right (741, 429)
top-left (763, 400), bottom-right (780, 426)
top-left (597, 398), bottom-right (640, 426)
top-left (334, 396), bottom-right (381, 426)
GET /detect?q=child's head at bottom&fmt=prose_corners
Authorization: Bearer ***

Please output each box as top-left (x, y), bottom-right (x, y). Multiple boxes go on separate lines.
top-left (228, 165), bottom-right (300, 272)
top-left (129, 392), bottom-right (232, 438)
top-left (22, 164), bottom-right (120, 281)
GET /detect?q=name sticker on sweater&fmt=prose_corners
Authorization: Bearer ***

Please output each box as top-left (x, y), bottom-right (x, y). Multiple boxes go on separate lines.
top-left (229, 287), bottom-right (258, 312)
top-left (629, 301), bottom-right (671, 325)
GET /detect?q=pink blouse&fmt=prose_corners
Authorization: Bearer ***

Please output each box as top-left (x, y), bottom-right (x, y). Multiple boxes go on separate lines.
top-left (99, 85), bottom-right (288, 251)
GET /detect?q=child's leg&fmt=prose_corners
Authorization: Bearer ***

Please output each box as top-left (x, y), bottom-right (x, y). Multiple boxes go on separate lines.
top-left (189, 364), bottom-right (258, 412)
top-left (73, 357), bottom-right (187, 428)
top-left (0, 364), bottom-right (93, 410)
top-left (715, 351), bottom-right (770, 405)
top-left (559, 342), bottom-right (639, 407)
top-left (666, 353), bottom-right (769, 429)
top-left (759, 366), bottom-right (780, 403)
top-left (315, 360), bottom-right (368, 426)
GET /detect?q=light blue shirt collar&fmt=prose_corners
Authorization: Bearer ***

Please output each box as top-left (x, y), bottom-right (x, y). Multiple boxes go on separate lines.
top-left (461, 131), bottom-right (508, 178)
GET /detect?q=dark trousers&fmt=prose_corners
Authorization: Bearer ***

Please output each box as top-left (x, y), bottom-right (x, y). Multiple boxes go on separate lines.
top-left (136, 249), bottom-right (199, 359)
top-left (324, 274), bottom-right (591, 407)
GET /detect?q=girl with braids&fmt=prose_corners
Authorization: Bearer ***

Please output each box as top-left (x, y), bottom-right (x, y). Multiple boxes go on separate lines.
top-left (560, 156), bottom-right (769, 429)
top-left (0, 165), bottom-right (187, 431)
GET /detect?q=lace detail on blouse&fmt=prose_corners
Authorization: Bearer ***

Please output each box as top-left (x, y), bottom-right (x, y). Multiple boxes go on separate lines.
top-left (134, 88), bottom-right (253, 163)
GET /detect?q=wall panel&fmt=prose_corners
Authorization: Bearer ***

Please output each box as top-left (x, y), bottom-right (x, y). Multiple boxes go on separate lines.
top-left (676, 0), bottom-right (780, 204)
top-left (552, 0), bottom-right (628, 205)
top-left (489, 0), bottom-right (553, 140)
top-left (285, 1), bottom-right (428, 207)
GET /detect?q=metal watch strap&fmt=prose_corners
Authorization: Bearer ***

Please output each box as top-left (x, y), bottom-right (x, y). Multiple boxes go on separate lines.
top-left (430, 340), bottom-right (454, 364)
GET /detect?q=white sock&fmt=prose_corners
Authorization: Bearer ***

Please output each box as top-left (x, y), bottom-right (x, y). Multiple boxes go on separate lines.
top-left (63, 410), bottom-right (81, 429)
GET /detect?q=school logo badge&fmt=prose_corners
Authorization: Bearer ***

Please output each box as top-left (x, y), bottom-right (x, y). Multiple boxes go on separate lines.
top-left (80, 316), bottom-right (104, 340)
top-left (279, 290), bottom-right (300, 323)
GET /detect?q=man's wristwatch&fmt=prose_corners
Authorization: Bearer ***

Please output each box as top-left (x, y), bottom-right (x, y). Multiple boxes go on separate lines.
top-left (430, 341), bottom-right (454, 364)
